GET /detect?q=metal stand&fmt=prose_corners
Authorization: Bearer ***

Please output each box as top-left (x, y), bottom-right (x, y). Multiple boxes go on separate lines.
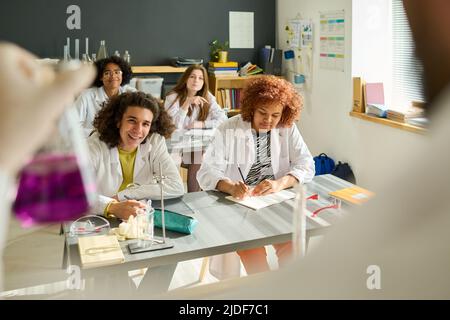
top-left (128, 163), bottom-right (174, 254)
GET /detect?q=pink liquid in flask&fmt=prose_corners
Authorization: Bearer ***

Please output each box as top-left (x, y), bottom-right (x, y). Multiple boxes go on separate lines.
top-left (13, 154), bottom-right (90, 227)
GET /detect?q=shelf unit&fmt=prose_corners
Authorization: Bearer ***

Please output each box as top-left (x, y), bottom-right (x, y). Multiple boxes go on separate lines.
top-left (209, 75), bottom-right (257, 114)
top-left (349, 111), bottom-right (426, 134)
top-left (131, 66), bottom-right (187, 74)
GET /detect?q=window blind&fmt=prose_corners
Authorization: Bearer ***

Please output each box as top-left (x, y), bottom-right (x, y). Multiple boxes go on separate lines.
top-left (392, 0), bottom-right (425, 104)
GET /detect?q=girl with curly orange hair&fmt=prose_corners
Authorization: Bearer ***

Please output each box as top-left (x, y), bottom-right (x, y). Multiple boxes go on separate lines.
top-left (197, 75), bottom-right (315, 274)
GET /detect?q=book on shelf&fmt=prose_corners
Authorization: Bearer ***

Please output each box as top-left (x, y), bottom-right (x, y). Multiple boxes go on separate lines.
top-left (208, 67), bottom-right (239, 71)
top-left (218, 88), bottom-right (242, 110)
top-left (78, 234), bottom-right (125, 269)
top-left (353, 77), bottom-right (366, 113)
top-left (225, 88), bottom-right (231, 110)
top-left (366, 103), bottom-right (388, 118)
top-left (386, 107), bottom-right (425, 123)
top-left (209, 61), bottom-right (239, 68)
top-left (209, 70), bottom-right (239, 76)
top-left (365, 82), bottom-right (385, 105)
top-left (364, 82), bottom-right (386, 117)
top-left (329, 186), bottom-right (375, 205)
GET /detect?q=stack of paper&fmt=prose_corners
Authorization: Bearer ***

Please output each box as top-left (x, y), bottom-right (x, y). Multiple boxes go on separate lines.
top-left (366, 104), bottom-right (388, 118)
top-left (239, 62), bottom-right (263, 76)
top-left (78, 235), bottom-right (125, 269)
top-left (329, 186), bottom-right (375, 205)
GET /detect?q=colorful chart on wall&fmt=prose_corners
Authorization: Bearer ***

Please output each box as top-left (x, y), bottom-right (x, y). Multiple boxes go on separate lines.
top-left (319, 10), bottom-right (345, 71)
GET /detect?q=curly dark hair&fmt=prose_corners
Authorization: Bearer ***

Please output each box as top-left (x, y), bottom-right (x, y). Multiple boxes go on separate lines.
top-left (167, 65), bottom-right (211, 121)
top-left (240, 75), bottom-right (302, 127)
top-left (93, 91), bottom-right (175, 148)
top-left (93, 56), bottom-right (132, 87)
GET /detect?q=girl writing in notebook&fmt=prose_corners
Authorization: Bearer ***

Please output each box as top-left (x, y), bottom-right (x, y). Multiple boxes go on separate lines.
top-left (197, 75), bottom-right (315, 274)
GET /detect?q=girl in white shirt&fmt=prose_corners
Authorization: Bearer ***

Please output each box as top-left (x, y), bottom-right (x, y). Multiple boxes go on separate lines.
top-left (197, 76), bottom-right (315, 274)
top-left (88, 91), bottom-right (184, 220)
top-left (74, 56), bottom-right (136, 137)
top-left (164, 65), bottom-right (227, 192)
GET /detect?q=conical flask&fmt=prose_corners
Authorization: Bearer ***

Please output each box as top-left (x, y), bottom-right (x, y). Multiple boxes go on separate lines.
top-left (96, 40), bottom-right (108, 60)
top-left (13, 62), bottom-right (96, 226)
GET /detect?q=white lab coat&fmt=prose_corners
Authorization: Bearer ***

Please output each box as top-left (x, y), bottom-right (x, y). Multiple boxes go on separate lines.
top-left (164, 92), bottom-right (227, 129)
top-left (197, 114), bottom-right (315, 191)
top-left (87, 132), bottom-right (184, 214)
top-left (196, 114), bottom-right (314, 280)
top-left (74, 85), bottom-right (136, 137)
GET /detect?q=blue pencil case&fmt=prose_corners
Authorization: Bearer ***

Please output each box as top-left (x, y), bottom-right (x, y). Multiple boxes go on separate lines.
top-left (154, 209), bottom-right (198, 235)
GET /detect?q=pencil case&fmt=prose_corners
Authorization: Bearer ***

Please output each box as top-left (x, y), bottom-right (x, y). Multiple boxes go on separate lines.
top-left (154, 209), bottom-right (198, 234)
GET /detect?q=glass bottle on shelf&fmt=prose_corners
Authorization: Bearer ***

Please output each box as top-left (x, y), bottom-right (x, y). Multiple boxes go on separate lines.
top-left (91, 53), bottom-right (97, 63)
top-left (114, 50), bottom-right (121, 58)
top-left (96, 40), bottom-right (109, 60)
top-left (123, 50), bottom-right (131, 64)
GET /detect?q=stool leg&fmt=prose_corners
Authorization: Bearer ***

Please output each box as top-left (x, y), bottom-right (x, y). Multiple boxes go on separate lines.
top-left (198, 257), bottom-right (209, 282)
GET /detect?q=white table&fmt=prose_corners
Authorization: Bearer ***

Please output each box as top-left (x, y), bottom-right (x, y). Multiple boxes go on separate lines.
top-left (61, 174), bottom-right (353, 297)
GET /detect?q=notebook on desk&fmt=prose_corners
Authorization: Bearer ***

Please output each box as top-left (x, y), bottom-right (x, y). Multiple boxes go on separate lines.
top-left (78, 235), bottom-right (125, 269)
top-left (329, 186), bottom-right (375, 205)
top-left (225, 189), bottom-right (297, 210)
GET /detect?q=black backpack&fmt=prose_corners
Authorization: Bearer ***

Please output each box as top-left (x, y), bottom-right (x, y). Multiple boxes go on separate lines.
top-left (331, 161), bottom-right (356, 184)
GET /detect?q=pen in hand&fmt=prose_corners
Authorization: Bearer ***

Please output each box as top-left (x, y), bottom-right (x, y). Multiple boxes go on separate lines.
top-left (236, 166), bottom-right (250, 199)
top-left (237, 166), bottom-right (246, 182)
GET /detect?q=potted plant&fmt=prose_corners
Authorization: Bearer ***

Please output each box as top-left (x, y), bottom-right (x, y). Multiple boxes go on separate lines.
top-left (209, 40), bottom-right (229, 62)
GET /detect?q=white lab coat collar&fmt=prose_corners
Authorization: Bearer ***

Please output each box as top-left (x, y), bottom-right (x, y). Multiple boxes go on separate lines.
top-left (94, 86), bottom-right (108, 105)
top-left (232, 115), bottom-right (282, 178)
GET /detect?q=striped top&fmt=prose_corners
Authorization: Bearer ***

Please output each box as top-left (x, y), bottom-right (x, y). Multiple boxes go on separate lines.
top-left (245, 131), bottom-right (275, 186)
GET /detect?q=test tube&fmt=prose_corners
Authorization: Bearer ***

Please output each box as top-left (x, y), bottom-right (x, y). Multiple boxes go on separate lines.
top-left (85, 37), bottom-right (89, 56)
top-left (66, 37), bottom-right (70, 58)
top-left (75, 39), bottom-right (79, 60)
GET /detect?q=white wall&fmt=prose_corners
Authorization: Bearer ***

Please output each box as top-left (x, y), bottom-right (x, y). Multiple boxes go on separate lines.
top-left (277, 0), bottom-right (426, 189)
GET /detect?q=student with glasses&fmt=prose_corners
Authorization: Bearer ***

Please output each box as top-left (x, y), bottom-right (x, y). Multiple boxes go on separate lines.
top-left (73, 56), bottom-right (136, 137)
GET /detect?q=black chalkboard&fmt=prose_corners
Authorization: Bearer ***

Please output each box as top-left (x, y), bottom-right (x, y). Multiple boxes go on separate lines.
top-left (0, 0), bottom-right (275, 66)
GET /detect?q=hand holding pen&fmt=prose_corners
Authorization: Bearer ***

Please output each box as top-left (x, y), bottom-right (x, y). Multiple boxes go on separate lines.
top-left (231, 167), bottom-right (250, 200)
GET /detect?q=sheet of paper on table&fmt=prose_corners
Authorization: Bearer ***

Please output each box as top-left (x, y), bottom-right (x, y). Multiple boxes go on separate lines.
top-left (225, 189), bottom-right (297, 210)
